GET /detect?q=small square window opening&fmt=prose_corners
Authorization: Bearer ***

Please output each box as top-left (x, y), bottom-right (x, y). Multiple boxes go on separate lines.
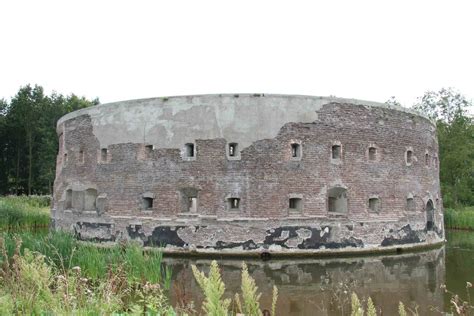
top-left (406, 150), bottom-right (413, 164)
top-left (185, 143), bottom-right (195, 157)
top-left (368, 198), bottom-right (380, 213)
top-left (228, 198), bottom-right (240, 209)
top-left (101, 148), bottom-right (108, 162)
top-left (332, 145), bottom-right (341, 159)
top-left (369, 147), bottom-right (376, 160)
top-left (143, 197), bottom-right (153, 210)
top-left (289, 198), bottom-right (302, 212)
top-left (229, 143), bottom-right (238, 157)
top-left (291, 143), bottom-right (301, 158)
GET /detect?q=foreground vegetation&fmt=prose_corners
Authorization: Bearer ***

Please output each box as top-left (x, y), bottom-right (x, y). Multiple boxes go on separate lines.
top-left (1, 231), bottom-right (170, 284)
top-left (0, 236), bottom-right (176, 315)
top-left (1, 236), bottom-right (473, 315)
top-left (0, 197), bottom-right (473, 314)
top-left (444, 207), bottom-right (474, 231)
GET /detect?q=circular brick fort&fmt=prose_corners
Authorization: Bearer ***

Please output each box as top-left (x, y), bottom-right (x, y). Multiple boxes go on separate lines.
top-left (52, 94), bottom-right (444, 256)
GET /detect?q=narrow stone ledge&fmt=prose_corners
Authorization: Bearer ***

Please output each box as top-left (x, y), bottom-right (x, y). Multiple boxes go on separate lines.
top-left (216, 217), bottom-right (270, 222)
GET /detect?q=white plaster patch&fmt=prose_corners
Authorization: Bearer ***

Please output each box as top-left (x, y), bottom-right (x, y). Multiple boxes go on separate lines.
top-left (320, 226), bottom-right (330, 237)
top-left (57, 95), bottom-right (431, 150)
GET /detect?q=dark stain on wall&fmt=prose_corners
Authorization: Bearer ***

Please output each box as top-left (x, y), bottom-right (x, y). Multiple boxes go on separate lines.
top-left (215, 240), bottom-right (258, 250)
top-left (126, 225), bottom-right (188, 247)
top-left (301, 235), bottom-right (363, 249)
top-left (381, 224), bottom-right (422, 247)
top-left (147, 226), bottom-right (187, 247)
top-left (264, 226), bottom-right (363, 249)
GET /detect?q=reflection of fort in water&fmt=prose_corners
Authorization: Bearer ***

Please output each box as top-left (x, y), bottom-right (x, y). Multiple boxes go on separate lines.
top-left (166, 247), bottom-right (445, 315)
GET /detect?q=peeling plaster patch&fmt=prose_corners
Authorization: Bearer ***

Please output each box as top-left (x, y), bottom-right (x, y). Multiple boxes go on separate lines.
top-left (296, 228), bottom-right (312, 239)
top-left (75, 222), bottom-right (115, 242)
top-left (320, 227), bottom-right (330, 237)
top-left (215, 240), bottom-right (258, 250)
top-left (274, 230), bottom-right (290, 241)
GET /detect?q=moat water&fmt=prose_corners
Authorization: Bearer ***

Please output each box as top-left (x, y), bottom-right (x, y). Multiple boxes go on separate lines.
top-left (163, 230), bottom-right (474, 315)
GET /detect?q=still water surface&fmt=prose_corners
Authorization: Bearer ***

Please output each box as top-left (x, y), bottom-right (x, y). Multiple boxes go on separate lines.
top-left (164, 230), bottom-right (474, 315)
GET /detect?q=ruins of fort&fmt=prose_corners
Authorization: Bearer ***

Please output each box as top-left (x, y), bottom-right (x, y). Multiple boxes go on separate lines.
top-left (51, 94), bottom-right (444, 256)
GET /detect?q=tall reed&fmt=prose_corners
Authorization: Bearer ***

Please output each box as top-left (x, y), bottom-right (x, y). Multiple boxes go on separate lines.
top-left (0, 231), bottom-right (171, 284)
top-left (0, 196), bottom-right (50, 230)
top-left (444, 207), bottom-right (474, 231)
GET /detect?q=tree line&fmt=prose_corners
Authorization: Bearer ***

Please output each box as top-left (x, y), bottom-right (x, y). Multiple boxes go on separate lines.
top-left (0, 85), bottom-right (472, 208)
top-left (0, 85), bottom-right (98, 195)
top-left (391, 88), bottom-right (474, 208)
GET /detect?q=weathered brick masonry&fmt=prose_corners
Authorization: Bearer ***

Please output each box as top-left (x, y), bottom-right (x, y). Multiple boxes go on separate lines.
top-left (51, 94), bottom-right (444, 255)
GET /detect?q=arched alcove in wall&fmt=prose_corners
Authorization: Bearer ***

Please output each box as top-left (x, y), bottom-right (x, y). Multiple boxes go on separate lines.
top-left (426, 199), bottom-right (435, 231)
top-left (328, 187), bottom-right (348, 213)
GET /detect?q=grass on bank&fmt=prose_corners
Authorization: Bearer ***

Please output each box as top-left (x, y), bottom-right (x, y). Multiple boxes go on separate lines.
top-left (444, 206), bottom-right (474, 231)
top-left (0, 195), bottom-right (50, 230)
top-left (0, 236), bottom-right (176, 315)
top-left (2, 237), bottom-right (472, 316)
top-left (0, 231), bottom-right (171, 284)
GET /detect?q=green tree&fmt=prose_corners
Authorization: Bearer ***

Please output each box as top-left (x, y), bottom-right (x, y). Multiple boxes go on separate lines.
top-left (0, 84), bottom-right (98, 195)
top-left (385, 96), bottom-right (402, 107)
top-left (413, 88), bottom-right (474, 207)
top-left (0, 99), bottom-right (9, 193)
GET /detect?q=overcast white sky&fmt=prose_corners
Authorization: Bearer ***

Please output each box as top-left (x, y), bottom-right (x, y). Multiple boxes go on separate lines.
top-left (1, 0), bottom-right (473, 108)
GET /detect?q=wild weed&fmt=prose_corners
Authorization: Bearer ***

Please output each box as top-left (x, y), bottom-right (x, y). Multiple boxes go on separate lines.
top-left (192, 260), bottom-right (231, 315)
top-left (192, 260), bottom-right (279, 316)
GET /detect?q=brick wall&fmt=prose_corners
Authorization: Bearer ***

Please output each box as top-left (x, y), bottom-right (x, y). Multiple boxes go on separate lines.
top-left (52, 100), bottom-right (443, 253)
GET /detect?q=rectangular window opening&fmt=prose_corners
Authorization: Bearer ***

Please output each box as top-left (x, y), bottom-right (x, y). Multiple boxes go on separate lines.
top-left (368, 198), bottom-right (380, 213)
top-left (328, 197), bottom-right (336, 212)
top-left (332, 145), bottom-right (341, 159)
top-left (145, 145), bottom-right (153, 153)
top-left (406, 198), bottom-right (415, 212)
top-left (101, 148), bottom-right (108, 162)
top-left (425, 153), bottom-right (430, 166)
top-left (188, 197), bottom-right (197, 212)
top-left (229, 143), bottom-right (238, 157)
top-left (328, 187), bottom-right (348, 213)
top-left (65, 189), bottom-right (72, 209)
top-left (289, 198), bottom-right (302, 212)
top-left (291, 143), bottom-right (300, 158)
top-left (79, 150), bottom-right (84, 163)
top-left (185, 143), bottom-right (195, 157)
top-left (406, 150), bottom-right (413, 164)
top-left (369, 147), bottom-right (376, 160)
top-left (228, 197), bottom-right (240, 209)
top-left (181, 188), bottom-right (198, 213)
top-left (143, 197), bottom-right (153, 210)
